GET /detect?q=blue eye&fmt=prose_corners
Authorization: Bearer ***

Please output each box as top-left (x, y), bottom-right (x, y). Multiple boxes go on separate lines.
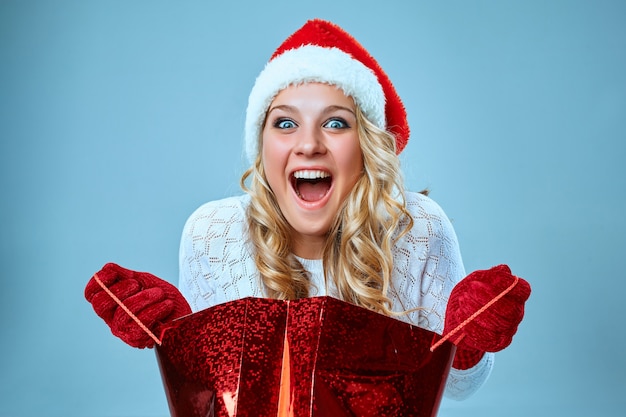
top-left (275, 119), bottom-right (296, 129)
top-left (324, 118), bottom-right (349, 129)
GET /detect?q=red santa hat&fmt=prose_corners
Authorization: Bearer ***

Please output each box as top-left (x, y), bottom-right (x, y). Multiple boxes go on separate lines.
top-left (244, 19), bottom-right (410, 164)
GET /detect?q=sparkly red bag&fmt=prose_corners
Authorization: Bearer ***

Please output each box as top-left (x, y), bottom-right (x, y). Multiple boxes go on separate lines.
top-left (155, 296), bottom-right (455, 417)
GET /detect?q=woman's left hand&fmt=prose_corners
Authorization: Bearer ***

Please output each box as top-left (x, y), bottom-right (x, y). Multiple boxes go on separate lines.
top-left (443, 264), bottom-right (531, 369)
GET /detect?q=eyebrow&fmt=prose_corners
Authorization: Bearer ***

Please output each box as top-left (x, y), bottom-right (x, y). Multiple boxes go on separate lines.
top-left (266, 104), bottom-right (356, 117)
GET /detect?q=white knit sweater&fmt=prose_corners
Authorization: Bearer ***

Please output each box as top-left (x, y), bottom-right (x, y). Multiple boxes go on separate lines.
top-left (178, 191), bottom-right (494, 400)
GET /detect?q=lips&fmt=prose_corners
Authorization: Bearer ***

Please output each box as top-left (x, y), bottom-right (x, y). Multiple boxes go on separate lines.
top-left (291, 169), bottom-right (332, 202)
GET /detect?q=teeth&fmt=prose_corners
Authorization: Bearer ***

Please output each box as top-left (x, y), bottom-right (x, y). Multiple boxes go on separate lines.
top-left (293, 170), bottom-right (331, 180)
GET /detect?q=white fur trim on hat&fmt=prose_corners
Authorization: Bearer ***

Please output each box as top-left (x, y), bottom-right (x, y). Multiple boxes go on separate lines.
top-left (244, 45), bottom-right (386, 164)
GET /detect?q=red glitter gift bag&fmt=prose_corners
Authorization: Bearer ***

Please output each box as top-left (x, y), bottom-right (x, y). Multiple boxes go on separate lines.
top-left (155, 296), bottom-right (455, 417)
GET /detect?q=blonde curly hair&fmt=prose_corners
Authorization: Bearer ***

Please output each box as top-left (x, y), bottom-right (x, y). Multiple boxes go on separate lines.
top-left (240, 106), bottom-right (414, 316)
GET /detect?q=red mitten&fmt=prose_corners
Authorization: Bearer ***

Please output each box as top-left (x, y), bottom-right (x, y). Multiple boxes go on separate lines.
top-left (443, 264), bottom-right (531, 370)
top-left (85, 262), bottom-right (191, 348)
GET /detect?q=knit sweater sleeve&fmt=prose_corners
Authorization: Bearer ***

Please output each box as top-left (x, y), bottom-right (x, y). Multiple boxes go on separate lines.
top-left (178, 195), bottom-right (262, 312)
top-left (391, 192), bottom-right (495, 400)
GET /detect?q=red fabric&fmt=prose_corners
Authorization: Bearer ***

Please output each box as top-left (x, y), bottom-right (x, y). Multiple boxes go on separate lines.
top-left (85, 263), bottom-right (191, 348)
top-left (451, 346), bottom-right (485, 370)
top-left (272, 19), bottom-right (410, 154)
top-left (444, 265), bottom-right (531, 370)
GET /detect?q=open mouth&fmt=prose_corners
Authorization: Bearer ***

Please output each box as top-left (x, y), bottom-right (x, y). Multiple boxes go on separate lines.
top-left (291, 170), bottom-right (332, 202)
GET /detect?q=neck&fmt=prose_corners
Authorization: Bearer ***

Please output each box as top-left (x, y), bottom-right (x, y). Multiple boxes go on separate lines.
top-left (292, 235), bottom-right (324, 260)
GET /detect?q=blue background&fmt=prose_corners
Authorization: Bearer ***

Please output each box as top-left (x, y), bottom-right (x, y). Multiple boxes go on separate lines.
top-left (1, 1), bottom-right (625, 416)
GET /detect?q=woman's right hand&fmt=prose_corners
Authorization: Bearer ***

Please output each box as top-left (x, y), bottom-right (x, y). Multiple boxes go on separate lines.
top-left (84, 262), bottom-right (191, 348)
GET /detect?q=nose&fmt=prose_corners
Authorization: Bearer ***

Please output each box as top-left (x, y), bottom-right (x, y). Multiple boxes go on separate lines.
top-left (293, 126), bottom-right (326, 157)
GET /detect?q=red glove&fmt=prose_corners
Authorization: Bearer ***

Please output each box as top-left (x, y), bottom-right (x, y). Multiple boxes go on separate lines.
top-left (85, 262), bottom-right (191, 348)
top-left (443, 264), bottom-right (531, 370)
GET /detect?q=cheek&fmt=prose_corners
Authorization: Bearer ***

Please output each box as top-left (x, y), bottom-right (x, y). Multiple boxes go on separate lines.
top-left (337, 138), bottom-right (364, 180)
top-left (261, 133), bottom-right (288, 160)
top-left (261, 136), bottom-right (287, 186)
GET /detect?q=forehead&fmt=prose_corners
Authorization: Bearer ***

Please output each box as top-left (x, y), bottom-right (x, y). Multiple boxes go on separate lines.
top-left (269, 82), bottom-right (356, 109)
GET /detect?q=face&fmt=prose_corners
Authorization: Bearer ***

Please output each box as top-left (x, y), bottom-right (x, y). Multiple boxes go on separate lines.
top-left (261, 82), bottom-right (364, 259)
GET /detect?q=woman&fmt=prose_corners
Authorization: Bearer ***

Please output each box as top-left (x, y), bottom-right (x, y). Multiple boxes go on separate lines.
top-left (86, 19), bottom-right (530, 402)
